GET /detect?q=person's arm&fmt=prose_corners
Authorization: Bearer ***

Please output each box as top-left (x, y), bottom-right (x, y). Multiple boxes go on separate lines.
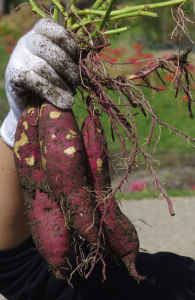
top-left (0, 138), bottom-right (31, 249)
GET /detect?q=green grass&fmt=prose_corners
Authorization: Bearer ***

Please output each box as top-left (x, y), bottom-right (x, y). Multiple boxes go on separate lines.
top-left (0, 87), bottom-right (6, 98)
top-left (0, 48), bottom-right (9, 81)
top-left (72, 85), bottom-right (195, 155)
top-left (0, 87), bottom-right (9, 122)
top-left (0, 45), bottom-right (10, 123)
top-left (116, 189), bottom-right (195, 200)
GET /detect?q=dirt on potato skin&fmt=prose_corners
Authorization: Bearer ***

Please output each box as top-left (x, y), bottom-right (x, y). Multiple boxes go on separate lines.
top-left (38, 102), bottom-right (99, 244)
top-left (82, 114), bottom-right (146, 281)
top-left (20, 174), bottom-right (56, 210)
top-left (14, 103), bottom-right (75, 280)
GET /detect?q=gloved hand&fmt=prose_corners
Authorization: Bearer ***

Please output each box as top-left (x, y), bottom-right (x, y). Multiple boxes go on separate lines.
top-left (0, 18), bottom-right (80, 147)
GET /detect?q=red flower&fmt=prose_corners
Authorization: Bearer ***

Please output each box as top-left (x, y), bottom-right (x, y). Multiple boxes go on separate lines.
top-left (134, 68), bottom-right (141, 73)
top-left (94, 55), bottom-right (99, 61)
top-left (182, 95), bottom-right (188, 102)
top-left (158, 85), bottom-right (166, 91)
top-left (5, 35), bottom-right (16, 46)
top-left (125, 181), bottom-right (147, 193)
top-left (136, 50), bottom-right (144, 57)
top-left (128, 57), bottom-right (137, 63)
top-left (128, 58), bottom-right (142, 66)
top-left (108, 57), bottom-right (118, 63)
top-left (143, 53), bottom-right (153, 59)
top-left (98, 52), bottom-right (107, 60)
top-left (118, 47), bottom-right (126, 53)
top-left (95, 53), bottom-right (118, 63)
top-left (112, 49), bottom-right (122, 56)
top-left (104, 48), bottom-right (126, 58)
top-left (164, 74), bottom-right (173, 82)
top-left (104, 48), bottom-right (114, 54)
top-left (5, 47), bottom-right (14, 54)
top-left (133, 44), bottom-right (142, 50)
top-left (187, 64), bottom-right (194, 70)
top-left (110, 48), bottom-right (126, 56)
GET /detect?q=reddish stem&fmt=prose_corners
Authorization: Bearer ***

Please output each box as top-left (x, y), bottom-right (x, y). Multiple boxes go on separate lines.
top-left (147, 117), bottom-right (155, 146)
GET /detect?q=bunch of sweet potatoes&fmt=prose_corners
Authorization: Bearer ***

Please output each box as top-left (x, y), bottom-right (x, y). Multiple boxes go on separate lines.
top-left (14, 101), bottom-right (145, 281)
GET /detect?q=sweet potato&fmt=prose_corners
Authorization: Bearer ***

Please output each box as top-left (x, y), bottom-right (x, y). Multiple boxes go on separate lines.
top-left (38, 102), bottom-right (98, 244)
top-left (14, 103), bottom-right (72, 279)
top-left (81, 114), bottom-right (146, 281)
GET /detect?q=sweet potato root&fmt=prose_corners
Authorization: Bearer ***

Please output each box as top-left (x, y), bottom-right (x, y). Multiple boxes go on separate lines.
top-left (14, 103), bottom-right (72, 279)
top-left (82, 114), bottom-right (146, 281)
top-left (38, 102), bottom-right (98, 244)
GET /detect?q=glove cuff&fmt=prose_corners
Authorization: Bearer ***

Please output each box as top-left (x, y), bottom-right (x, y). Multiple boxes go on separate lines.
top-left (0, 109), bottom-right (21, 148)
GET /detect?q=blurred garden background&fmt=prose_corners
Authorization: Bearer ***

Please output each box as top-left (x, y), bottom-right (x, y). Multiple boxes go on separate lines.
top-left (1, 0), bottom-right (195, 199)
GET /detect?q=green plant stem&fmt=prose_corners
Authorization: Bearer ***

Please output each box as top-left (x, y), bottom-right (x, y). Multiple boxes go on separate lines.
top-left (98, 0), bottom-right (111, 10)
top-left (67, 0), bottom-right (76, 27)
top-left (80, 0), bottom-right (108, 27)
top-left (92, 0), bottom-right (104, 9)
top-left (50, 0), bottom-right (67, 17)
top-left (76, 8), bottom-right (154, 17)
top-left (76, 0), bottom-right (186, 17)
top-left (69, 0), bottom-right (77, 12)
top-left (109, 10), bottom-right (157, 21)
top-left (75, 9), bottom-right (106, 16)
top-left (72, 0), bottom-right (179, 31)
top-left (96, 0), bottom-right (115, 31)
top-left (111, 0), bottom-right (187, 15)
top-left (67, 14), bottom-right (74, 27)
top-left (30, 0), bottom-right (188, 21)
top-left (70, 18), bottom-right (101, 31)
top-left (52, 7), bottom-right (59, 22)
top-left (70, 10), bottom-right (157, 31)
top-left (103, 26), bottom-right (130, 35)
top-left (91, 0), bottom-right (116, 37)
top-left (75, 1), bottom-right (111, 33)
top-left (29, 0), bottom-right (46, 17)
top-left (30, 0), bottom-right (187, 31)
top-left (77, 0), bottom-right (105, 33)
top-left (73, 0), bottom-right (180, 33)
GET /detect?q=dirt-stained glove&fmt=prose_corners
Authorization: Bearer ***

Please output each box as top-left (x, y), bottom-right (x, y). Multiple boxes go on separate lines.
top-left (0, 18), bottom-right (80, 147)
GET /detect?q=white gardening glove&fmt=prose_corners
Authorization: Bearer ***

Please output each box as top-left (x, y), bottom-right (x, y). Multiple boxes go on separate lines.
top-left (0, 17), bottom-right (80, 147)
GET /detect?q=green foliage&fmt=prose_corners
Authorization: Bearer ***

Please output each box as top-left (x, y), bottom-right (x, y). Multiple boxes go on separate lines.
top-left (116, 189), bottom-right (195, 200)
top-left (73, 84), bottom-right (195, 154)
top-left (0, 24), bottom-right (22, 44)
top-left (113, 0), bottom-right (195, 48)
top-left (0, 88), bottom-right (9, 122)
top-left (0, 48), bottom-right (9, 80)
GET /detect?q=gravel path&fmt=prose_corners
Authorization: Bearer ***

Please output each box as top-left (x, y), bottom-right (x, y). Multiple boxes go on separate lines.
top-left (120, 197), bottom-right (195, 259)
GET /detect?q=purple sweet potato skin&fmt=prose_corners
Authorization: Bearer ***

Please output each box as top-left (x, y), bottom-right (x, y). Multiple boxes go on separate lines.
top-left (38, 102), bottom-right (98, 244)
top-left (14, 104), bottom-right (72, 279)
top-left (82, 115), bottom-right (146, 281)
